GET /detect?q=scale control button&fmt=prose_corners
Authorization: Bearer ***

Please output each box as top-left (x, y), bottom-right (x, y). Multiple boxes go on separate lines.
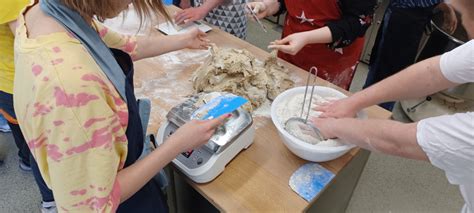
top-left (197, 158), bottom-right (203, 165)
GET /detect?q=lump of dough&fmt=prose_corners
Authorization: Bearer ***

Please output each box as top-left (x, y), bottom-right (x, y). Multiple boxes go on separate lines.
top-left (192, 45), bottom-right (294, 111)
top-left (264, 51), bottom-right (295, 100)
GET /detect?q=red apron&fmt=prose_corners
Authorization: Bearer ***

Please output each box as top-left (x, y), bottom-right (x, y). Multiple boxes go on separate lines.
top-left (279, 0), bottom-right (365, 90)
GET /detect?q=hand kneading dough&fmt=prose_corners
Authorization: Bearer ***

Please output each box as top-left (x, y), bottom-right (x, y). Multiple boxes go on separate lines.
top-left (192, 45), bottom-right (294, 111)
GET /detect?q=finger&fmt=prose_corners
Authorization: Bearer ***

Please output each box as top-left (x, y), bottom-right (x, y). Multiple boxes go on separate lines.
top-left (253, 3), bottom-right (263, 14)
top-left (313, 105), bottom-right (329, 112)
top-left (201, 39), bottom-right (210, 46)
top-left (174, 10), bottom-right (187, 24)
top-left (313, 101), bottom-right (332, 111)
top-left (318, 112), bottom-right (331, 118)
top-left (175, 15), bottom-right (188, 25)
top-left (310, 117), bottom-right (329, 127)
top-left (206, 114), bottom-right (232, 129)
top-left (200, 42), bottom-right (209, 49)
top-left (186, 15), bottom-right (200, 22)
top-left (273, 37), bottom-right (290, 45)
top-left (196, 29), bottom-right (206, 37)
top-left (246, 3), bottom-right (258, 12)
top-left (177, 11), bottom-right (194, 25)
top-left (268, 44), bottom-right (293, 54)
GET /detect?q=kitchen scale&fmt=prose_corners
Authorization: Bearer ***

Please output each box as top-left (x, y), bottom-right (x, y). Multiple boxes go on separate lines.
top-left (156, 92), bottom-right (255, 183)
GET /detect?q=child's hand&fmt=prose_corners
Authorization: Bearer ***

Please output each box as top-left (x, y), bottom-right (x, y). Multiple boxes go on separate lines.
top-left (169, 114), bottom-right (231, 153)
top-left (246, 2), bottom-right (268, 19)
top-left (310, 117), bottom-right (338, 139)
top-left (268, 32), bottom-right (309, 55)
top-left (183, 28), bottom-right (210, 50)
top-left (175, 7), bottom-right (208, 25)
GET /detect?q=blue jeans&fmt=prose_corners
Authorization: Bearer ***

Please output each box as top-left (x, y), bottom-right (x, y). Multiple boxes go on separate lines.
top-left (0, 91), bottom-right (54, 202)
top-left (0, 113), bottom-right (7, 126)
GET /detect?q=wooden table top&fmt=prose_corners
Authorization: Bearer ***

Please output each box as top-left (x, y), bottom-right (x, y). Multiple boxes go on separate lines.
top-left (128, 6), bottom-right (391, 212)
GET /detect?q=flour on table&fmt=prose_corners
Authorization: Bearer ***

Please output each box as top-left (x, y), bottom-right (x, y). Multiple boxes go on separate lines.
top-left (192, 45), bottom-right (294, 112)
top-left (253, 99), bottom-right (271, 118)
top-left (134, 49), bottom-right (210, 128)
top-left (275, 93), bottom-right (343, 146)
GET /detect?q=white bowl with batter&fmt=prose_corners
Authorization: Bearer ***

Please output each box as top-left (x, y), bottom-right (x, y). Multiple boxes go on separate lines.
top-left (271, 86), bottom-right (367, 162)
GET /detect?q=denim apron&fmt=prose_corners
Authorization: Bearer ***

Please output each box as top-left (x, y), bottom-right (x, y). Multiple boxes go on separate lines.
top-left (112, 49), bottom-right (168, 212)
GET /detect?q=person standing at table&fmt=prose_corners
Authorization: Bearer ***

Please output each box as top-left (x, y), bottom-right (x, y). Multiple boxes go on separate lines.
top-left (14, 0), bottom-right (227, 211)
top-left (0, 0), bottom-right (29, 170)
top-left (312, 0), bottom-right (473, 211)
top-left (248, 0), bottom-right (376, 90)
top-left (175, 0), bottom-right (248, 39)
top-left (1, 0), bottom-right (58, 211)
top-left (363, 0), bottom-right (457, 110)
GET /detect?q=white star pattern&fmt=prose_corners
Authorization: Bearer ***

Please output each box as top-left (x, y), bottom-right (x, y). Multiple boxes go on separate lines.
top-left (296, 11), bottom-right (314, 25)
top-left (359, 15), bottom-right (367, 25)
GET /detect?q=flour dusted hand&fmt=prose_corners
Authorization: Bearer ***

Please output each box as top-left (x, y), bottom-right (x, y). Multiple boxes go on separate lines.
top-left (276, 92), bottom-right (343, 146)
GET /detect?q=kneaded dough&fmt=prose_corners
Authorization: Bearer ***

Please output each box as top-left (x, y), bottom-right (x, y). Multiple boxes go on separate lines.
top-left (192, 45), bottom-right (294, 111)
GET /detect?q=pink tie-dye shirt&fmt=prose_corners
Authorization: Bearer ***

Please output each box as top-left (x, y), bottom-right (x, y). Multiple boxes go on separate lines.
top-left (14, 9), bottom-right (138, 212)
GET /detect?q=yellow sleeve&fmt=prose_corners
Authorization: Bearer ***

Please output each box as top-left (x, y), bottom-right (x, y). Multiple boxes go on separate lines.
top-left (93, 21), bottom-right (139, 59)
top-left (0, 0), bottom-right (30, 24)
top-left (20, 42), bottom-right (129, 212)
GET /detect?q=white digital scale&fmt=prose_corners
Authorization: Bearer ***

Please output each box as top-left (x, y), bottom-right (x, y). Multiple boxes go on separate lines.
top-left (156, 93), bottom-right (255, 183)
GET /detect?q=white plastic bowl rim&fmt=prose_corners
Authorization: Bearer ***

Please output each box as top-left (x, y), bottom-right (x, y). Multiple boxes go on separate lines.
top-left (271, 86), bottom-right (367, 153)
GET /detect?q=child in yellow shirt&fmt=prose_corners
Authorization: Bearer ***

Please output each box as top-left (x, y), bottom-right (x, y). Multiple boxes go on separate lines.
top-left (0, 0), bottom-right (56, 211)
top-left (15, 0), bottom-right (227, 212)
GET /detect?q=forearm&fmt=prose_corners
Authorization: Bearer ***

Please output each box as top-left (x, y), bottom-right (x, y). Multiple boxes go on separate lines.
top-left (348, 56), bottom-right (458, 110)
top-left (117, 140), bottom-right (180, 202)
top-left (329, 118), bottom-right (428, 160)
top-left (302, 26), bottom-right (333, 44)
top-left (134, 34), bottom-right (188, 60)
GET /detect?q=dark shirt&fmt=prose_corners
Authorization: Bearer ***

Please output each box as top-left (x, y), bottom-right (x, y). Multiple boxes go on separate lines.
top-left (391, 0), bottom-right (442, 8)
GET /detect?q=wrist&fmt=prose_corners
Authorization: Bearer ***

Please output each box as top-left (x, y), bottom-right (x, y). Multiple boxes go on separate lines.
top-left (162, 136), bottom-right (185, 156)
top-left (265, 0), bottom-right (280, 16)
top-left (177, 33), bottom-right (191, 49)
top-left (200, 2), bottom-right (216, 14)
top-left (300, 31), bottom-right (312, 45)
top-left (347, 93), bottom-right (369, 112)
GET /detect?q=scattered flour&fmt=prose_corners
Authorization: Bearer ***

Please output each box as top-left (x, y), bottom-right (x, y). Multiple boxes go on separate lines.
top-left (134, 49), bottom-right (210, 129)
top-left (275, 93), bottom-right (342, 146)
top-left (253, 100), bottom-right (272, 118)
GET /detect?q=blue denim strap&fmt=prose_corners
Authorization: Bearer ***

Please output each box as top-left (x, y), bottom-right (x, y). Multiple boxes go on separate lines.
top-left (40, 0), bottom-right (128, 103)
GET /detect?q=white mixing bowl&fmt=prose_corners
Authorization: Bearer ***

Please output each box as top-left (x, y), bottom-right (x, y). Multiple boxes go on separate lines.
top-left (270, 86), bottom-right (367, 162)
